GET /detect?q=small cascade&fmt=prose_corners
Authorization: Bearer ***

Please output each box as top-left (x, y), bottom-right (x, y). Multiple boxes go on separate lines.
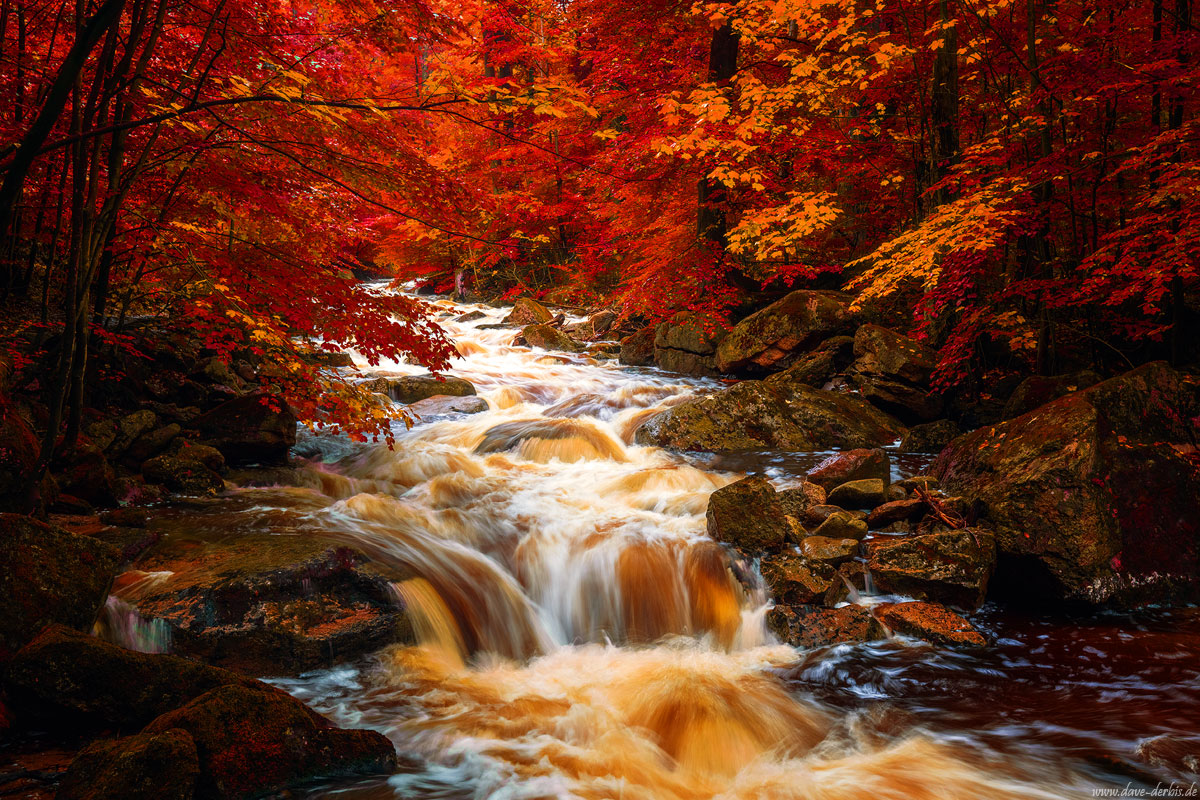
top-left (94, 595), bottom-right (172, 654)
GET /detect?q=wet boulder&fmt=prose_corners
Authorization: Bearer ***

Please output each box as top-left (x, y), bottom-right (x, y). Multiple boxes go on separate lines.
top-left (143, 683), bottom-right (397, 800)
top-left (866, 498), bottom-right (928, 528)
top-left (105, 410), bottom-right (159, 458)
top-left (826, 479), bottom-right (887, 510)
top-left (806, 448), bottom-right (890, 491)
top-left (715, 291), bottom-right (853, 374)
top-left (798, 536), bottom-right (860, 565)
top-left (865, 529), bottom-right (996, 610)
top-left (408, 394), bottom-right (490, 417)
top-left (387, 374), bottom-right (476, 404)
top-left (142, 453), bottom-right (225, 495)
top-left (299, 349), bottom-right (355, 368)
top-left (1001, 370), bottom-right (1102, 420)
top-left (116, 529), bottom-right (413, 675)
top-left (57, 728), bottom-right (199, 800)
top-left (0, 515), bottom-right (120, 657)
top-left (760, 553), bottom-right (844, 606)
top-left (635, 380), bottom-right (905, 453)
top-left (932, 362), bottom-right (1200, 606)
top-left (898, 419), bottom-right (962, 453)
top-left (521, 323), bottom-right (583, 352)
top-left (503, 297), bottom-right (554, 326)
top-left (767, 604), bottom-right (886, 649)
top-left (873, 601), bottom-right (986, 648)
top-left (3, 625), bottom-right (253, 729)
top-left (653, 312), bottom-right (725, 376)
top-left (706, 477), bottom-right (790, 553)
top-left (191, 393), bottom-right (296, 465)
top-left (778, 482), bottom-right (826, 520)
top-left (619, 326), bottom-right (656, 366)
top-left (811, 511), bottom-right (868, 541)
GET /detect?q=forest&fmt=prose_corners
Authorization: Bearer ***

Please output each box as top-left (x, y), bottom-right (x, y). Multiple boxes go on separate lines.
top-left (1, 0), bottom-right (1199, 798)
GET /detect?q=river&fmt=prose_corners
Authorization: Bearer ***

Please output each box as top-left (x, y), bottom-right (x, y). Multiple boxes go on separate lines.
top-left (121, 294), bottom-right (1200, 799)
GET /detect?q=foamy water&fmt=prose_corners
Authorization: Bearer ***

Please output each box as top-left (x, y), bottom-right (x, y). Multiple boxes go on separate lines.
top-left (105, 293), bottom-right (1122, 798)
top-left (242, 296), bottom-right (1098, 799)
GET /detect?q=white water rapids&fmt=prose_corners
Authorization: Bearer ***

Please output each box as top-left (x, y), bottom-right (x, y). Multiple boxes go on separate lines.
top-left (150, 295), bottom-right (1105, 798)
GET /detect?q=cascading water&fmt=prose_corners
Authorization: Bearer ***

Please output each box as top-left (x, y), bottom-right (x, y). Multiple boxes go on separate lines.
top-left (114, 294), bottom-right (1200, 799)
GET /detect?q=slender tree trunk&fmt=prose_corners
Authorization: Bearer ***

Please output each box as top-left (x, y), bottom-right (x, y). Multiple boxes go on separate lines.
top-left (698, 21), bottom-right (739, 247)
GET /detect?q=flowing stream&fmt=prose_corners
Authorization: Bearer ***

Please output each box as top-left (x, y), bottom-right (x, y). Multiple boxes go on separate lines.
top-left (128, 295), bottom-right (1200, 799)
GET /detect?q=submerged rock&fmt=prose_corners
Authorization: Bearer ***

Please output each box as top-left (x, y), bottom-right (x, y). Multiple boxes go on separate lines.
top-left (635, 380), bottom-right (905, 453)
top-left (142, 683), bottom-right (397, 800)
top-left (387, 374), bottom-right (476, 404)
top-left (0, 515), bottom-right (120, 657)
top-left (873, 601), bottom-right (986, 648)
top-left (865, 529), bottom-right (997, 610)
top-left (767, 604), bottom-right (886, 649)
top-left (933, 362), bottom-right (1200, 606)
top-left (715, 291), bottom-right (853, 374)
top-left (408, 394), bottom-right (490, 416)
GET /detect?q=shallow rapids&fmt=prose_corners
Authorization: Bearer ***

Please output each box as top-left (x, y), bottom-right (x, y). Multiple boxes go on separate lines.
top-left (121, 295), bottom-right (1200, 799)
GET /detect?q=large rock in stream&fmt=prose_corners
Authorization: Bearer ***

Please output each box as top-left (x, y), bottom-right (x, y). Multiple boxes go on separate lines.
top-left (715, 290), bottom-right (853, 374)
top-left (933, 362), bottom-right (1200, 606)
top-left (636, 378), bottom-right (905, 452)
top-left (0, 514), bottom-right (120, 658)
top-left (847, 324), bottom-right (943, 423)
top-left (109, 499), bottom-right (413, 675)
top-left (653, 312), bottom-right (726, 376)
top-left (191, 393), bottom-right (296, 465)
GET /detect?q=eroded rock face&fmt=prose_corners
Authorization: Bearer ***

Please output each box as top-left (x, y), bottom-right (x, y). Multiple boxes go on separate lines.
top-left (706, 477), bottom-right (790, 553)
top-left (767, 604), bottom-right (885, 649)
top-left (191, 394), bottom-right (296, 466)
top-left (387, 375), bottom-right (476, 405)
top-left (865, 529), bottom-right (997, 610)
top-left (0, 516), bottom-right (120, 657)
top-left (874, 601), bottom-right (987, 648)
top-left (653, 313), bottom-right (725, 376)
top-left (635, 380), bottom-right (905, 453)
top-left (933, 362), bottom-right (1200, 606)
top-left (715, 291), bottom-right (853, 374)
top-left (807, 448), bottom-right (890, 490)
top-left (142, 683), bottom-right (397, 800)
top-left (762, 336), bottom-right (856, 389)
top-left (503, 297), bottom-right (553, 326)
top-left (848, 325), bottom-right (943, 423)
